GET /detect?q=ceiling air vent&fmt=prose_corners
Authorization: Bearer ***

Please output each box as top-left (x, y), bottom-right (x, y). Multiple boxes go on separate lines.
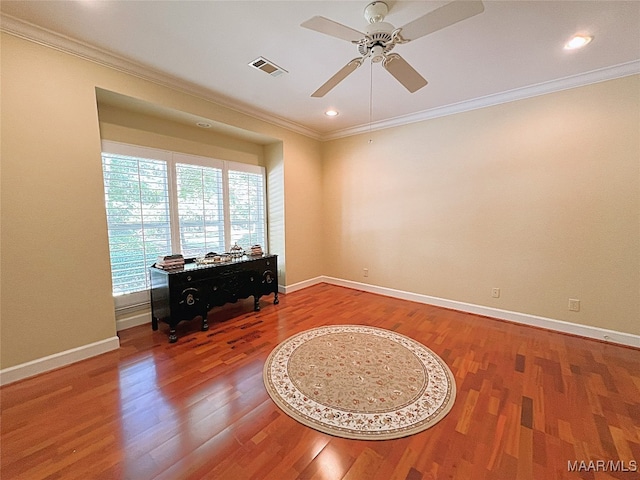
top-left (249, 57), bottom-right (288, 77)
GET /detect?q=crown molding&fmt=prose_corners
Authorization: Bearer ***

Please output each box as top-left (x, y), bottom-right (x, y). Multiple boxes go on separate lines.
top-left (3, 13), bottom-right (638, 144)
top-left (0, 14), bottom-right (321, 141)
top-left (321, 59), bottom-right (640, 141)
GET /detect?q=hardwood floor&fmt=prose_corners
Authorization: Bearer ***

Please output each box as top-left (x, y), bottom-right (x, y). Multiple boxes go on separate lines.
top-left (2, 283), bottom-right (639, 480)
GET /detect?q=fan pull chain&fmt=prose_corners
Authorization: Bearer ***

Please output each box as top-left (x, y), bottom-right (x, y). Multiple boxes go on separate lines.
top-left (368, 61), bottom-right (373, 144)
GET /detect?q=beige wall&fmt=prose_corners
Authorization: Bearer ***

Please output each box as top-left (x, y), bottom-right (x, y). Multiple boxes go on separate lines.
top-left (98, 104), bottom-right (266, 167)
top-left (282, 137), bottom-right (325, 284)
top-left (2, 34), bottom-right (116, 368)
top-left (0, 33), bottom-right (323, 369)
top-left (323, 75), bottom-right (640, 336)
top-left (1, 31), bottom-right (637, 373)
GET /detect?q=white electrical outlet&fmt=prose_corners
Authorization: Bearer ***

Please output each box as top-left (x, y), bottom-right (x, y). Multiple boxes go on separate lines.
top-left (568, 298), bottom-right (580, 312)
top-left (363, 268), bottom-right (369, 277)
top-left (491, 288), bottom-right (500, 298)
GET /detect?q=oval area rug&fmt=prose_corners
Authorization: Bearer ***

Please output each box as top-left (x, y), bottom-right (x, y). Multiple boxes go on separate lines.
top-left (263, 325), bottom-right (456, 440)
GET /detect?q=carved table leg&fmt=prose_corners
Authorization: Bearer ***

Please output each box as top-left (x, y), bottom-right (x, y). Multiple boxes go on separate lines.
top-left (201, 313), bottom-right (209, 331)
top-left (274, 292), bottom-right (279, 305)
top-left (168, 327), bottom-right (178, 343)
top-left (254, 296), bottom-right (261, 311)
top-left (152, 317), bottom-right (159, 331)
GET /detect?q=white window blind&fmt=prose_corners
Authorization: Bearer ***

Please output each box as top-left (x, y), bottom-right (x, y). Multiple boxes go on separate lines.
top-left (229, 168), bottom-right (266, 249)
top-left (101, 153), bottom-right (171, 296)
top-left (176, 162), bottom-right (225, 257)
top-left (101, 141), bottom-right (267, 304)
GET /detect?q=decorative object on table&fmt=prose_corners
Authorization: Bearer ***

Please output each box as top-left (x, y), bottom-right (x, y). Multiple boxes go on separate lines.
top-left (195, 252), bottom-right (232, 265)
top-left (263, 324), bottom-right (456, 440)
top-left (249, 244), bottom-right (263, 256)
top-left (155, 254), bottom-right (184, 270)
top-left (230, 242), bottom-right (244, 258)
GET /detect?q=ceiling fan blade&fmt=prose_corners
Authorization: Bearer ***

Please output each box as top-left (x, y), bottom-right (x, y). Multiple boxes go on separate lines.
top-left (382, 54), bottom-right (428, 93)
top-left (311, 58), bottom-right (363, 97)
top-left (301, 16), bottom-right (364, 42)
top-left (399, 0), bottom-right (485, 42)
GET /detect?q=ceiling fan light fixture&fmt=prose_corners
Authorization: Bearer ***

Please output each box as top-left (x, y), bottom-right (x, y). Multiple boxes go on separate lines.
top-left (370, 45), bottom-right (386, 63)
top-left (564, 34), bottom-right (593, 50)
top-left (301, 0), bottom-right (484, 97)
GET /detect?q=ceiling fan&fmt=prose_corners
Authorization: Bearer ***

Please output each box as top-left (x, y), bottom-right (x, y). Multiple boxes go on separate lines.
top-left (301, 1), bottom-right (485, 97)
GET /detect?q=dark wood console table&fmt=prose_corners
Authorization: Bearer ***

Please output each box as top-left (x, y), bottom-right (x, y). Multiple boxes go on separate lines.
top-left (150, 254), bottom-right (279, 342)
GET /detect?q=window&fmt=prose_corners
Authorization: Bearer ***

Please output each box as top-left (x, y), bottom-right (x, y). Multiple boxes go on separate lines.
top-left (175, 162), bottom-right (225, 257)
top-left (101, 152), bottom-right (171, 297)
top-left (101, 141), bottom-right (267, 305)
top-left (229, 168), bottom-right (266, 249)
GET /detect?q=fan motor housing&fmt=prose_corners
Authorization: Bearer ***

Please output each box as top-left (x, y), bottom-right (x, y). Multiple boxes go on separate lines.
top-left (360, 21), bottom-right (395, 59)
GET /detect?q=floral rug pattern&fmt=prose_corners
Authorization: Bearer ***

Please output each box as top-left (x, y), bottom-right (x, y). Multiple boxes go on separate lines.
top-left (263, 325), bottom-right (456, 440)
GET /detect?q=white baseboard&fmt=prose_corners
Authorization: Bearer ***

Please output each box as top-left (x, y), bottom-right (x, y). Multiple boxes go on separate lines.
top-left (116, 310), bottom-right (152, 331)
top-left (283, 276), bottom-right (325, 294)
top-left (0, 336), bottom-right (121, 386)
top-left (295, 276), bottom-right (639, 348)
top-left (4, 277), bottom-right (635, 387)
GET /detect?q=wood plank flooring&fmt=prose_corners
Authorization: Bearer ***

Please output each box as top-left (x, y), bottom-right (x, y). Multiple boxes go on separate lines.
top-left (1, 283), bottom-right (639, 479)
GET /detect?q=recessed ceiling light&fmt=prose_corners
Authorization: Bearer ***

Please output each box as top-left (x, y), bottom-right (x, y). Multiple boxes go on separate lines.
top-left (564, 35), bottom-right (593, 50)
top-left (325, 109), bottom-right (339, 117)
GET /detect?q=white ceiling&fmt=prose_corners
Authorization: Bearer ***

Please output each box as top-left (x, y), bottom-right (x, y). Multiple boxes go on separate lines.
top-left (2, 1), bottom-right (639, 140)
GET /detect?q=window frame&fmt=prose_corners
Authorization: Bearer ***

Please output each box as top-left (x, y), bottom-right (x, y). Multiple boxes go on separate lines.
top-left (101, 140), bottom-right (268, 310)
